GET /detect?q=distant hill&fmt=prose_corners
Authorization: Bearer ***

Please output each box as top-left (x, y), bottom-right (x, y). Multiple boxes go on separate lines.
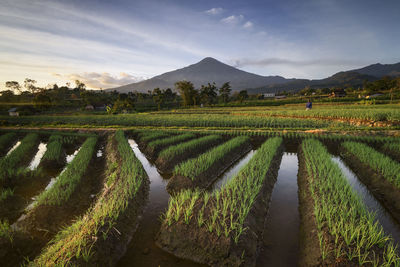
top-left (248, 62), bottom-right (400, 94)
top-left (110, 58), bottom-right (400, 94)
top-left (110, 57), bottom-right (291, 93)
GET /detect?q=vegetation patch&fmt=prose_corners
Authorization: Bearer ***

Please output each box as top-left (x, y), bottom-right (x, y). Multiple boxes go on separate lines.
top-left (167, 136), bottom-right (251, 193)
top-left (0, 132), bottom-right (17, 157)
top-left (341, 142), bottom-right (400, 223)
top-left (299, 139), bottom-right (399, 266)
top-left (32, 130), bottom-right (149, 266)
top-left (157, 137), bottom-right (283, 266)
top-left (144, 133), bottom-right (196, 158)
top-left (156, 134), bottom-right (222, 173)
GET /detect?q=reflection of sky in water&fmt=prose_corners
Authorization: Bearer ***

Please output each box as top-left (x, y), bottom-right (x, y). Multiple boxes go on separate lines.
top-left (28, 142), bottom-right (47, 170)
top-left (6, 141), bottom-right (21, 155)
top-left (212, 149), bottom-right (256, 191)
top-left (332, 156), bottom-right (400, 247)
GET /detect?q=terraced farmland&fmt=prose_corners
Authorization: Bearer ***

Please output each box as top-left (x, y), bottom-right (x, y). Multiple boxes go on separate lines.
top-left (0, 129), bottom-right (399, 266)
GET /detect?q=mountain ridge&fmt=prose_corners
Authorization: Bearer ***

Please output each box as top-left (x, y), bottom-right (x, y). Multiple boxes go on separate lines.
top-left (110, 57), bottom-right (400, 94)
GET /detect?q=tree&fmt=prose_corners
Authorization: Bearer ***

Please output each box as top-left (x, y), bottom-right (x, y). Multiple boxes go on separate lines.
top-left (5, 81), bottom-right (22, 94)
top-left (219, 82), bottom-right (231, 103)
top-left (152, 87), bottom-right (164, 110)
top-left (175, 81), bottom-right (196, 107)
top-left (75, 80), bottom-right (86, 91)
top-left (238, 90), bottom-right (248, 103)
top-left (200, 82), bottom-right (217, 105)
top-left (24, 78), bottom-right (38, 94)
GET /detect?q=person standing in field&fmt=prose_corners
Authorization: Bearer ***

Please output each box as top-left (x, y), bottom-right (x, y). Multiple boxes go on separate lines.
top-left (306, 99), bottom-right (312, 110)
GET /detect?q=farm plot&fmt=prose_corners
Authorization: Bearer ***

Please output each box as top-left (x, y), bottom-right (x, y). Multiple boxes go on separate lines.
top-left (157, 137), bottom-right (284, 266)
top-left (144, 133), bottom-right (196, 158)
top-left (32, 130), bottom-right (149, 266)
top-left (156, 134), bottom-right (223, 173)
top-left (0, 132), bottom-right (17, 157)
top-left (299, 139), bottom-right (399, 266)
top-left (167, 136), bottom-right (252, 193)
top-left (340, 141), bottom-right (400, 223)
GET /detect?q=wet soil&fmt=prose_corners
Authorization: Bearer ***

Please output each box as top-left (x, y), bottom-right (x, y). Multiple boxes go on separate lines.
top-left (340, 148), bottom-right (400, 224)
top-left (157, 144), bottom-right (284, 266)
top-left (117, 139), bottom-right (204, 267)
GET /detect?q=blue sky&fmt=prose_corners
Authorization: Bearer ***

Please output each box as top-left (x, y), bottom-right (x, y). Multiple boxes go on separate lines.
top-left (1, 0), bottom-right (399, 89)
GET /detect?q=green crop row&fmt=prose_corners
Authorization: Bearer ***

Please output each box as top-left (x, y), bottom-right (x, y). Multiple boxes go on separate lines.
top-left (147, 133), bottom-right (195, 150)
top-left (0, 132), bottom-right (16, 154)
top-left (34, 136), bottom-right (97, 206)
top-left (342, 141), bottom-right (400, 188)
top-left (164, 137), bottom-right (282, 243)
top-left (0, 133), bottom-right (39, 182)
top-left (32, 130), bottom-right (148, 265)
top-left (0, 113), bottom-right (340, 129)
top-left (301, 139), bottom-right (399, 265)
top-left (173, 136), bottom-right (249, 180)
top-left (41, 135), bottom-right (64, 163)
top-left (383, 142), bottom-right (400, 155)
top-left (137, 130), bottom-right (171, 143)
top-left (158, 135), bottom-right (222, 161)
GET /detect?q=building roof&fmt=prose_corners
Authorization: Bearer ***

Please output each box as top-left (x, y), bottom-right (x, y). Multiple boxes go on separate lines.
top-left (8, 107), bottom-right (17, 112)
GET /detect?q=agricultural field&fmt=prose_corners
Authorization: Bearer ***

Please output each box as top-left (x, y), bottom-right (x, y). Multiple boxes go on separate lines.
top-left (0, 104), bottom-right (400, 266)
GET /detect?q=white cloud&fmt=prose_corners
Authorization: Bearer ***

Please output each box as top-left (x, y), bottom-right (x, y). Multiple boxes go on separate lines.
top-left (54, 72), bottom-right (146, 89)
top-left (243, 21), bottom-right (253, 29)
top-left (221, 15), bottom-right (244, 25)
top-left (205, 7), bottom-right (223, 15)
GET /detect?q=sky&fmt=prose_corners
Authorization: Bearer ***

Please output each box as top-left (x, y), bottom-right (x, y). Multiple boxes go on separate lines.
top-left (1, 0), bottom-right (399, 90)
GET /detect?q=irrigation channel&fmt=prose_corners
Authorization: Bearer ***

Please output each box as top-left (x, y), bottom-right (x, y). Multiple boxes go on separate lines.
top-left (256, 151), bottom-right (300, 267)
top-left (117, 139), bottom-right (205, 267)
top-left (332, 156), bottom-right (400, 247)
top-left (28, 142), bottom-right (47, 170)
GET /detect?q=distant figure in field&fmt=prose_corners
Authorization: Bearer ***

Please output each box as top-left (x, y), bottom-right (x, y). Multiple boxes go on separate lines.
top-left (306, 99), bottom-right (312, 110)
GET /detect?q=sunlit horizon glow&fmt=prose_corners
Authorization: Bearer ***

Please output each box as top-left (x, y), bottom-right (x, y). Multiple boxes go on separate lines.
top-left (1, 0), bottom-right (399, 90)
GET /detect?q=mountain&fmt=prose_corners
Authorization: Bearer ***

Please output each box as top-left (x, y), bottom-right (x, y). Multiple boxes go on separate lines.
top-left (348, 63), bottom-right (400, 77)
top-left (247, 62), bottom-right (400, 94)
top-left (110, 57), bottom-right (290, 93)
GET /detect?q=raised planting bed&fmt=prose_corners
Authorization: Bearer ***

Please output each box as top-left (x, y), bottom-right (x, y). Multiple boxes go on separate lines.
top-left (340, 141), bottom-right (400, 223)
top-left (144, 133), bottom-right (196, 159)
top-left (14, 136), bottom-right (99, 239)
top-left (157, 137), bottom-right (284, 266)
top-left (32, 130), bottom-right (149, 266)
top-left (0, 133), bottom-right (39, 187)
top-left (167, 136), bottom-right (251, 194)
top-left (298, 139), bottom-right (399, 266)
top-left (381, 141), bottom-right (400, 163)
top-left (155, 135), bottom-right (223, 173)
top-left (39, 135), bottom-right (65, 168)
top-left (135, 130), bottom-right (172, 150)
top-left (0, 132), bottom-right (17, 158)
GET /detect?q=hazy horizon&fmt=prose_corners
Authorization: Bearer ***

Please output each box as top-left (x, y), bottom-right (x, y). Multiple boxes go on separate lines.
top-left (1, 0), bottom-right (399, 90)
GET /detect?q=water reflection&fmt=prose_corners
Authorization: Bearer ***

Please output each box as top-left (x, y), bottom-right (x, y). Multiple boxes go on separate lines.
top-left (28, 143), bottom-right (47, 170)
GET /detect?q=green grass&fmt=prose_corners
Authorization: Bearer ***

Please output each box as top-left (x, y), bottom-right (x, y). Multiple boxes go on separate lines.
top-left (41, 135), bottom-right (63, 163)
top-left (138, 131), bottom-right (171, 143)
top-left (147, 133), bottom-right (195, 151)
top-left (302, 139), bottom-right (399, 265)
top-left (0, 220), bottom-right (12, 242)
top-left (34, 136), bottom-right (97, 206)
top-left (0, 133), bottom-right (39, 182)
top-left (158, 134), bottom-right (222, 161)
top-left (342, 141), bottom-right (400, 187)
top-left (164, 137), bottom-right (283, 243)
top-left (173, 136), bottom-right (249, 180)
top-left (0, 132), bottom-right (16, 154)
top-left (383, 142), bottom-right (400, 155)
top-left (32, 130), bottom-right (148, 265)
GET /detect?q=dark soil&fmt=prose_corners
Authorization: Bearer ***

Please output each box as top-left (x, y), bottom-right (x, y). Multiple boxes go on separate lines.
top-left (156, 144), bottom-right (284, 266)
top-left (340, 148), bottom-right (400, 224)
top-left (166, 141), bottom-right (252, 194)
top-left (155, 138), bottom-right (222, 174)
top-left (297, 148), bottom-right (323, 267)
top-left (69, 133), bottom-right (150, 266)
top-left (12, 138), bottom-right (107, 260)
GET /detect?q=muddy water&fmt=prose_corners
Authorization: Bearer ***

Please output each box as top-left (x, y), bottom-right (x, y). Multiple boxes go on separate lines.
top-left (6, 140), bottom-right (21, 156)
top-left (332, 156), bottom-right (400, 246)
top-left (211, 149), bottom-right (256, 191)
top-left (257, 152), bottom-right (300, 267)
top-left (28, 143), bottom-right (47, 170)
top-left (117, 140), bottom-right (204, 267)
